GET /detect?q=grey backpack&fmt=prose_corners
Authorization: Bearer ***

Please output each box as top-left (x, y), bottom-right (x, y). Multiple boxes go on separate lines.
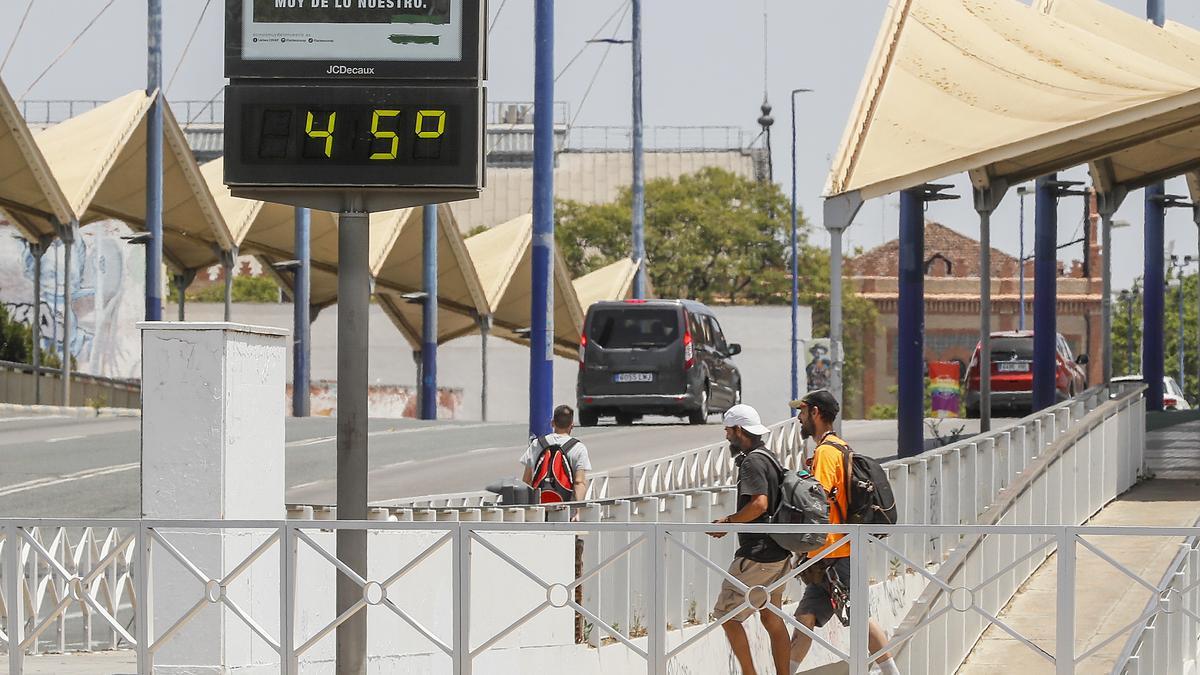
top-left (750, 449), bottom-right (830, 554)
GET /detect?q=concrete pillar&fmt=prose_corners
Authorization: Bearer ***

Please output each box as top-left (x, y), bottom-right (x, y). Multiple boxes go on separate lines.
top-left (140, 322), bottom-right (288, 673)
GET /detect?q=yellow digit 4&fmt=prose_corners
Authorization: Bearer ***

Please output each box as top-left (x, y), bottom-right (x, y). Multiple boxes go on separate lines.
top-left (415, 110), bottom-right (446, 139)
top-left (305, 111), bottom-right (336, 158)
top-left (370, 109), bottom-right (401, 160)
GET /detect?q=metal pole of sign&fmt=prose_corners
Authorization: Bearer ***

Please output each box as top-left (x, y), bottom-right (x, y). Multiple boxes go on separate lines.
top-left (335, 208), bottom-right (369, 675)
top-left (479, 314), bottom-right (491, 422)
top-left (145, 0), bottom-right (164, 322)
top-left (421, 205), bottom-right (438, 420)
top-left (222, 249), bottom-right (235, 322)
top-left (1033, 175), bottom-right (1059, 412)
top-left (294, 207), bottom-right (311, 418)
top-left (630, 0), bottom-right (646, 299)
top-left (530, 0), bottom-right (555, 439)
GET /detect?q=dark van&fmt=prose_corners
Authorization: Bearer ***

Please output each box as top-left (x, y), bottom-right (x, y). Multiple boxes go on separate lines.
top-left (576, 299), bottom-right (742, 426)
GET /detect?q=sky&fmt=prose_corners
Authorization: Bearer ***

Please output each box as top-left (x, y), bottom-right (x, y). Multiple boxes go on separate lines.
top-left (1, 0), bottom-right (1199, 289)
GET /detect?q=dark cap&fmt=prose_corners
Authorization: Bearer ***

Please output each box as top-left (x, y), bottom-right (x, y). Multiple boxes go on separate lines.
top-left (788, 389), bottom-right (840, 420)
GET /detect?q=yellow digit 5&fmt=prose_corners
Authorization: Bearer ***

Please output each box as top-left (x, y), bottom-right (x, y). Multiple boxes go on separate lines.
top-left (415, 109), bottom-right (446, 139)
top-left (370, 109), bottom-right (401, 160)
top-left (305, 111), bottom-right (336, 158)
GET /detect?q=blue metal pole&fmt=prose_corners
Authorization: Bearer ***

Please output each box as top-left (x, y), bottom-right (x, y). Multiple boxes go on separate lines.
top-left (145, 0), bottom-right (163, 321)
top-left (421, 205), bottom-right (439, 421)
top-left (790, 94), bottom-right (799, 403)
top-left (1033, 175), bottom-right (1059, 411)
top-left (1144, 0), bottom-right (1166, 411)
top-left (1144, 183), bottom-right (1166, 410)
top-left (897, 188), bottom-right (925, 458)
top-left (530, 0), bottom-right (555, 438)
top-left (631, 0), bottom-right (646, 299)
top-left (294, 207), bottom-right (311, 418)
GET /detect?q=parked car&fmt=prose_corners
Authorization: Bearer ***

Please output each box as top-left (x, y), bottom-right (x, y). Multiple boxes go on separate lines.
top-left (1111, 374), bottom-right (1192, 410)
top-left (576, 299), bottom-right (742, 426)
top-left (964, 330), bottom-right (1088, 417)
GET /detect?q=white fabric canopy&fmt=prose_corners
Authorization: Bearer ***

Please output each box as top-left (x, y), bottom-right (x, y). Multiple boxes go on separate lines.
top-left (0, 76), bottom-right (73, 239)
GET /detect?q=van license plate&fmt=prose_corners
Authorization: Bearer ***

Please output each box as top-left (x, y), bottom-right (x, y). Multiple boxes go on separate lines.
top-left (614, 373), bottom-right (654, 383)
top-left (998, 362), bottom-right (1029, 372)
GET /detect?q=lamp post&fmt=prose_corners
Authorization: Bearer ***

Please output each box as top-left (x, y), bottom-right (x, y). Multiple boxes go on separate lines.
top-left (1119, 288), bottom-right (1136, 376)
top-left (1017, 185), bottom-right (1030, 330)
top-left (789, 88), bottom-right (813, 404)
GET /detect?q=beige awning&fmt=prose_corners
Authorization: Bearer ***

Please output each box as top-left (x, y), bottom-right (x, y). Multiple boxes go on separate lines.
top-left (826, 0), bottom-right (1200, 202)
top-left (1035, 0), bottom-right (1200, 193)
top-left (375, 205), bottom-right (490, 347)
top-left (0, 77), bottom-right (73, 240)
top-left (572, 258), bottom-right (638, 311)
top-left (35, 91), bottom-right (232, 270)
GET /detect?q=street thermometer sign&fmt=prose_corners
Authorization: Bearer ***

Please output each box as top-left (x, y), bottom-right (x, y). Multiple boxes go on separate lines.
top-left (223, 0), bottom-right (485, 211)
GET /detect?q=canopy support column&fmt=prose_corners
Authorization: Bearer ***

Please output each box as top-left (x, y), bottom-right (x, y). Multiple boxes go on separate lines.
top-left (823, 192), bottom-right (862, 433)
top-left (421, 205), bottom-right (438, 421)
top-left (1033, 176), bottom-right (1060, 411)
top-left (173, 270), bottom-right (196, 321)
top-left (478, 314), bottom-right (491, 422)
top-left (56, 221), bottom-right (77, 407)
top-left (29, 237), bottom-right (51, 405)
top-left (1144, 184), bottom-right (1166, 411)
top-left (897, 189), bottom-right (925, 458)
top-left (219, 248), bottom-right (237, 322)
top-left (972, 179), bottom-right (1007, 432)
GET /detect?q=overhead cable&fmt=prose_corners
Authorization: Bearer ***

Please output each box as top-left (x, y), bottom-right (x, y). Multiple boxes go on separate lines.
top-left (19, 0), bottom-right (118, 100)
top-left (167, 0), bottom-right (214, 93)
top-left (1, 0), bottom-right (36, 74)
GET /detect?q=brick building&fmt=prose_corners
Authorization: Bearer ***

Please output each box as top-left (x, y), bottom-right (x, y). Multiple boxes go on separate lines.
top-left (846, 206), bottom-right (1104, 412)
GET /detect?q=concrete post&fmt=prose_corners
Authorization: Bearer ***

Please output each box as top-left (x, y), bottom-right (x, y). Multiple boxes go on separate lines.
top-left (139, 322), bottom-right (287, 673)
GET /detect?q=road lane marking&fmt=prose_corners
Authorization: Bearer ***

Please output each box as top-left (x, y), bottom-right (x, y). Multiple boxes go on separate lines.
top-left (285, 422), bottom-right (517, 447)
top-left (0, 415), bottom-right (68, 424)
top-left (466, 445), bottom-right (522, 455)
top-left (289, 460), bottom-right (417, 491)
top-left (45, 435), bottom-right (85, 443)
top-left (0, 462), bottom-right (139, 497)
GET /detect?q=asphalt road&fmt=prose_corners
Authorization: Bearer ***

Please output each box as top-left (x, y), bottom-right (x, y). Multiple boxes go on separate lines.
top-left (0, 411), bottom-right (986, 518)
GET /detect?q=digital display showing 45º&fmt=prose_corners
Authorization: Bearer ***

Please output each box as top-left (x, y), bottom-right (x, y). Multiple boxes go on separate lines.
top-left (224, 83), bottom-right (482, 189)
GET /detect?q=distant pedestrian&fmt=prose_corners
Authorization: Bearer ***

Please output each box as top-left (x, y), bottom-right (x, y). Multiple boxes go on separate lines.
top-left (521, 404), bottom-right (592, 503)
top-left (708, 403), bottom-right (792, 675)
top-left (787, 389), bottom-right (900, 675)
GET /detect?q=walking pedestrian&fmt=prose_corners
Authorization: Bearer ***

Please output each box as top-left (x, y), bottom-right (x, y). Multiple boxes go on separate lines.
top-left (521, 404), bottom-right (592, 503)
top-left (787, 389), bottom-right (900, 675)
top-left (709, 403), bottom-right (793, 675)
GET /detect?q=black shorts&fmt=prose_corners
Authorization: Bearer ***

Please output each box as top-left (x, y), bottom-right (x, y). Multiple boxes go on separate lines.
top-left (795, 557), bottom-right (851, 628)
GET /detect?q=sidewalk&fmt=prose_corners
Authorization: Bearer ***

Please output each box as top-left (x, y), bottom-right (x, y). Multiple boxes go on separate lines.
top-left (19, 650), bottom-right (135, 674)
top-left (958, 419), bottom-right (1200, 674)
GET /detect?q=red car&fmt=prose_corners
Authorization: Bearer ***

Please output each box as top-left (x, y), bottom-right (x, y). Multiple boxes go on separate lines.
top-left (964, 331), bottom-right (1088, 417)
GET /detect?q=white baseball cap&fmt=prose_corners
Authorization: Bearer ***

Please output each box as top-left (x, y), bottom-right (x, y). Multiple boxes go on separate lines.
top-left (723, 404), bottom-right (770, 436)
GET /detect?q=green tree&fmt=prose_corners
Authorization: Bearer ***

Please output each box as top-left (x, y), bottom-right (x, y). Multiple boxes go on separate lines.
top-left (169, 276), bottom-right (282, 304)
top-left (0, 304), bottom-right (64, 368)
top-left (554, 167), bottom-right (877, 413)
top-left (1113, 271), bottom-right (1199, 403)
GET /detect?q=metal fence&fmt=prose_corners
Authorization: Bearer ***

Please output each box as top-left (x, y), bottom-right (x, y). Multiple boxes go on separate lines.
top-left (19, 99), bottom-right (223, 127)
top-left (3, 520), bottom-right (1195, 675)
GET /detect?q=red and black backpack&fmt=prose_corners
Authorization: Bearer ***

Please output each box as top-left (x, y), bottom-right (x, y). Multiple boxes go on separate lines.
top-left (530, 436), bottom-right (579, 503)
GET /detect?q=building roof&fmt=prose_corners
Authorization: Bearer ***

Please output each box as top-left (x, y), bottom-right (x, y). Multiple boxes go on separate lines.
top-left (35, 91), bottom-right (232, 270)
top-left (825, 0), bottom-right (1200, 202)
top-left (846, 221), bottom-right (1023, 278)
top-left (0, 77), bottom-right (73, 240)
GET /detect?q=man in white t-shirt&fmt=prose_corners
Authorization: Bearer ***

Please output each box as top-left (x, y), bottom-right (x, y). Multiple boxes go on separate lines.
top-left (520, 404), bottom-right (592, 501)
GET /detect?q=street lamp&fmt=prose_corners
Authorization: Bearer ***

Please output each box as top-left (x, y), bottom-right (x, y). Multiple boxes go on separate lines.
top-left (789, 87), bottom-right (813, 405)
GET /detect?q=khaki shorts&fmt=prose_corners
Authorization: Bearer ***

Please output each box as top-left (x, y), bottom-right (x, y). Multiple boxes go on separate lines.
top-left (713, 556), bottom-right (792, 623)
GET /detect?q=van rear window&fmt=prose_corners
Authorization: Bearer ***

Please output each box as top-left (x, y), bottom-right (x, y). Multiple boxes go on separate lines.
top-left (589, 309), bottom-right (679, 349)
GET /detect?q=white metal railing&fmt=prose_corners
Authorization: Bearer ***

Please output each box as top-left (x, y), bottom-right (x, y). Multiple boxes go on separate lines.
top-left (1114, 516), bottom-right (1200, 674)
top-left (3, 520), bottom-right (1196, 675)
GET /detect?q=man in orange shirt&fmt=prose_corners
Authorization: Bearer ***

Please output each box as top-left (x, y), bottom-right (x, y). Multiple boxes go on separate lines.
top-left (787, 390), bottom-right (900, 675)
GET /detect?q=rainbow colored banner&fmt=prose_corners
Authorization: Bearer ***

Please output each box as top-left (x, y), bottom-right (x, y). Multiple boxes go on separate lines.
top-left (929, 361), bottom-right (962, 418)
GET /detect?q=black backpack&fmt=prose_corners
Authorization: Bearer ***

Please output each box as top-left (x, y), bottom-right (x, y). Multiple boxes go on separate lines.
top-left (530, 436), bottom-right (579, 503)
top-left (822, 439), bottom-right (897, 531)
top-left (749, 449), bottom-right (831, 554)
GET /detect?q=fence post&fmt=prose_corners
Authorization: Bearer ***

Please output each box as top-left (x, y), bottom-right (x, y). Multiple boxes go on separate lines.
top-left (280, 523), bottom-right (296, 675)
top-left (1056, 528), bottom-right (1075, 675)
top-left (136, 524), bottom-right (151, 675)
top-left (7, 524), bottom-right (24, 675)
top-left (648, 523), bottom-right (667, 675)
top-left (849, 526), bottom-right (870, 675)
top-left (454, 524), bottom-right (471, 675)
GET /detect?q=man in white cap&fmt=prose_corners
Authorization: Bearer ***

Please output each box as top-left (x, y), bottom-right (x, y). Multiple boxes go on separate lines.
top-left (708, 403), bottom-right (792, 675)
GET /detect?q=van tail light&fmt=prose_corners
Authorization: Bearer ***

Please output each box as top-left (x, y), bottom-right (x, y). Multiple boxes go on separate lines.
top-left (683, 329), bottom-right (695, 370)
top-left (579, 333), bottom-right (587, 370)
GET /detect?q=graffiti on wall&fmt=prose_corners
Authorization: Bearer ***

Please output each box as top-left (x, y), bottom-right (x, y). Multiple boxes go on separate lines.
top-left (0, 218), bottom-right (144, 379)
